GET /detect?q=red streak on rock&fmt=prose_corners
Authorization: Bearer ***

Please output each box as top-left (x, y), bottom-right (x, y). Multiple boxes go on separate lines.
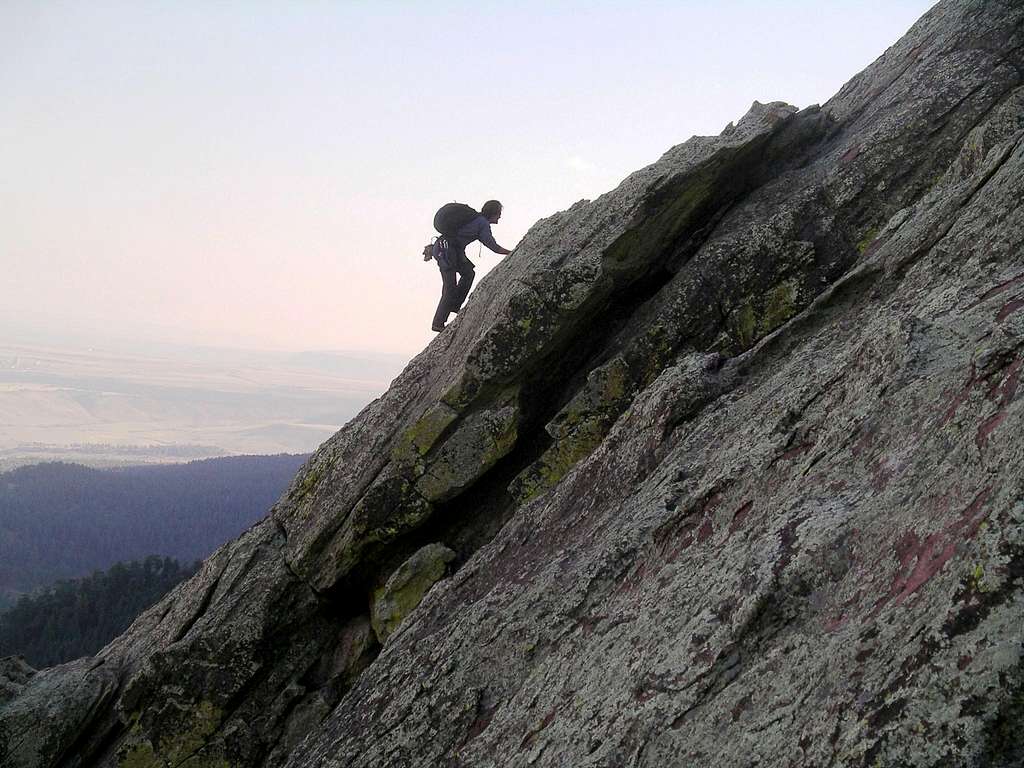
top-left (616, 562), bottom-right (646, 594)
top-left (879, 489), bottom-right (992, 612)
top-left (633, 685), bottom-right (658, 704)
top-left (840, 145), bottom-right (861, 165)
top-left (997, 296), bottom-right (1024, 322)
top-left (465, 701), bottom-right (498, 742)
top-left (941, 364), bottom-right (978, 426)
top-left (695, 648), bottom-right (716, 666)
top-left (896, 489), bottom-right (991, 604)
top-left (579, 612), bottom-right (613, 637)
top-left (894, 532), bottom-right (952, 604)
top-left (728, 501), bottom-right (754, 535)
top-left (964, 273), bottom-right (1024, 313)
top-left (781, 443), bottom-right (814, 460)
top-left (824, 614), bottom-right (848, 633)
top-left (519, 708), bottom-right (558, 749)
top-left (976, 411), bottom-right (1008, 449)
top-left (773, 516), bottom-right (808, 579)
top-left (730, 694), bottom-right (752, 721)
top-left (958, 655), bottom-right (973, 670)
top-left (872, 460), bottom-right (897, 492)
top-left (979, 272), bottom-right (1024, 303)
top-left (959, 487), bottom-right (993, 538)
top-left (850, 427), bottom-right (876, 457)
top-left (894, 531), bottom-right (921, 570)
top-left (696, 518), bottom-right (714, 544)
top-left (658, 529), bottom-right (697, 562)
top-left (998, 358), bottom-right (1022, 403)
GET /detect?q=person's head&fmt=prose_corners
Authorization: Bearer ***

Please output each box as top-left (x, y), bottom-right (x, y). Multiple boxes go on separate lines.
top-left (481, 200), bottom-right (503, 224)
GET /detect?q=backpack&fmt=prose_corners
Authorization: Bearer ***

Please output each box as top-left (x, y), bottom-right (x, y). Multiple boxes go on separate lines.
top-left (433, 203), bottom-right (479, 238)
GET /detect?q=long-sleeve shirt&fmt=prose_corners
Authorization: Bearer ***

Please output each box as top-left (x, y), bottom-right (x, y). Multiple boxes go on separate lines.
top-left (454, 215), bottom-right (501, 253)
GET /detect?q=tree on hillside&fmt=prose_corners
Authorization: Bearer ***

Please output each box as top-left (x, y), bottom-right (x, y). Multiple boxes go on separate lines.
top-left (0, 555), bottom-right (200, 668)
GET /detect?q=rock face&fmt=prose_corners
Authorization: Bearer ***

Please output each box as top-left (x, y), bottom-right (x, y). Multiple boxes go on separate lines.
top-left (3, 1), bottom-right (1024, 766)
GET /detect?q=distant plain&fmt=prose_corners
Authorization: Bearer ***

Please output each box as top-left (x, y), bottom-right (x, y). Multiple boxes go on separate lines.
top-left (0, 341), bottom-right (406, 469)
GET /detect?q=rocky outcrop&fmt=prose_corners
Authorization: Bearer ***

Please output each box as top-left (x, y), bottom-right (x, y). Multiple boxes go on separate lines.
top-left (2, 1), bottom-right (1024, 766)
top-left (0, 657), bottom-right (33, 706)
top-left (371, 543), bottom-right (456, 644)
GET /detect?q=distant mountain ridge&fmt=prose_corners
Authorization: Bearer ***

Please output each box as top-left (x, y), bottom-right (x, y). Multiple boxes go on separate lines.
top-left (0, 455), bottom-right (307, 602)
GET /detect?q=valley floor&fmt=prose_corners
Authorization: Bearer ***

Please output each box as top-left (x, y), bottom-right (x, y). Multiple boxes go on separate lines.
top-left (0, 342), bottom-right (403, 468)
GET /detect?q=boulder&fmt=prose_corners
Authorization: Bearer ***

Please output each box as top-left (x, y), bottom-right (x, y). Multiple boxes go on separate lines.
top-left (0, 657), bottom-right (34, 706)
top-left (371, 544), bottom-right (457, 644)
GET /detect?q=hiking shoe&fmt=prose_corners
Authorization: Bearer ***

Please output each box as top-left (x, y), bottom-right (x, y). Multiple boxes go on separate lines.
top-left (431, 323), bottom-right (445, 332)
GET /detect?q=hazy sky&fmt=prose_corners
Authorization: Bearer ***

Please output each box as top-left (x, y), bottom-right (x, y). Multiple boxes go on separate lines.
top-left (2, 1), bottom-right (935, 357)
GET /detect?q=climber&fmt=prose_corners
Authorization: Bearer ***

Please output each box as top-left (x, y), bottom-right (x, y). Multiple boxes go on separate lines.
top-left (430, 200), bottom-right (513, 332)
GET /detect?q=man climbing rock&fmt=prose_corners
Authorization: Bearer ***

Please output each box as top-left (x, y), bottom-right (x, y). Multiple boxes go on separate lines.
top-left (431, 200), bottom-right (513, 332)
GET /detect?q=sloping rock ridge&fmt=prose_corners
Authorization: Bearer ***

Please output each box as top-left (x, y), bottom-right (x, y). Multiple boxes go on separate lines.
top-left (3, 1), bottom-right (1024, 765)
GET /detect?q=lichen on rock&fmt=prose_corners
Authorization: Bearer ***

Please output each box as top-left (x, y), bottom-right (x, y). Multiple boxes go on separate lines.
top-left (414, 404), bottom-right (520, 503)
top-left (117, 701), bottom-right (227, 768)
top-left (390, 402), bottom-right (460, 469)
top-left (370, 543), bottom-right (456, 644)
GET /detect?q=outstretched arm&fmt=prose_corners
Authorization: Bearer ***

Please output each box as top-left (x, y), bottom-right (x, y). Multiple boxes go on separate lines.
top-left (477, 222), bottom-right (513, 255)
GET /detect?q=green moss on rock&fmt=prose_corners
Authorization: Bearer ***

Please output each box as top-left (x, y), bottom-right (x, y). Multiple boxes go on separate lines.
top-left (511, 418), bottom-right (608, 504)
top-left (414, 405), bottom-right (519, 503)
top-left (728, 279), bottom-right (801, 352)
top-left (440, 377), bottom-right (475, 410)
top-left (354, 476), bottom-right (432, 533)
top-left (857, 226), bottom-right (880, 254)
top-left (118, 702), bottom-right (229, 768)
top-left (371, 543), bottom-right (456, 643)
top-left (732, 302), bottom-right (760, 350)
top-left (391, 402), bottom-right (460, 469)
top-left (514, 355), bottom-right (643, 504)
top-left (763, 279), bottom-right (798, 330)
top-left (288, 460), bottom-right (327, 510)
top-left (548, 357), bottom-right (631, 440)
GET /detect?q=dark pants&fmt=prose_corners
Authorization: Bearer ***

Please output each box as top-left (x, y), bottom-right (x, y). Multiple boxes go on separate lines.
top-left (432, 245), bottom-right (475, 328)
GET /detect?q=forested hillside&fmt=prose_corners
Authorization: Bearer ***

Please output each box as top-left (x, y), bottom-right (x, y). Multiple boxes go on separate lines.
top-left (0, 556), bottom-right (199, 668)
top-left (0, 454), bottom-right (306, 600)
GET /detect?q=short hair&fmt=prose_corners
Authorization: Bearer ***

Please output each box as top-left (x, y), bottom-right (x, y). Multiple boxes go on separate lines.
top-left (481, 200), bottom-right (503, 218)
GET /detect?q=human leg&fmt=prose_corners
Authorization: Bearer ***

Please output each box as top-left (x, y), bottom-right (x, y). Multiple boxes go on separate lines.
top-left (432, 268), bottom-right (458, 330)
top-left (450, 251), bottom-right (476, 313)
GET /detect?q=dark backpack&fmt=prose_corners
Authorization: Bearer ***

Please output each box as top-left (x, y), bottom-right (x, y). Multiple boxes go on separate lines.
top-left (433, 203), bottom-right (479, 239)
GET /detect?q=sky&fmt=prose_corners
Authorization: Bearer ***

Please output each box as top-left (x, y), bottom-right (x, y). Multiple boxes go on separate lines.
top-left (1, 1), bottom-right (936, 358)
